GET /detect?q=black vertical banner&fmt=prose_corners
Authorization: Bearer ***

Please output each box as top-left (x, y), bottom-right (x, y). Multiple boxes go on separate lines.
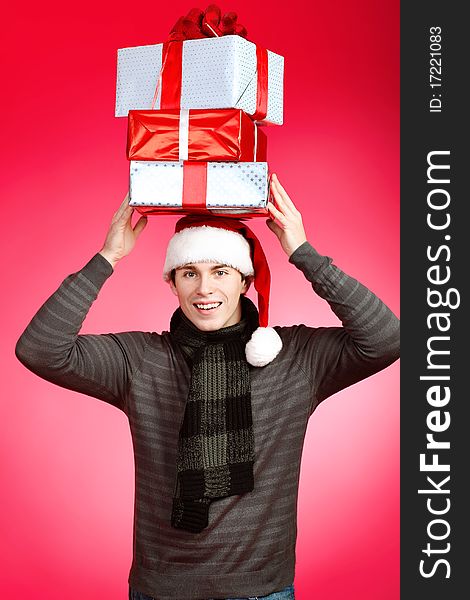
top-left (401, 4), bottom-right (467, 599)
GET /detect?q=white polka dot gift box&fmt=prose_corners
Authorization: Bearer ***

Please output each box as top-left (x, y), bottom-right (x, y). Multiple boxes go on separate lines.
top-left (128, 161), bottom-right (269, 217)
top-left (115, 35), bottom-right (284, 126)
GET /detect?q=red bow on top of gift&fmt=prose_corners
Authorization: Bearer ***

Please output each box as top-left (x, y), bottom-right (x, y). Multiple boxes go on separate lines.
top-left (168, 4), bottom-right (248, 41)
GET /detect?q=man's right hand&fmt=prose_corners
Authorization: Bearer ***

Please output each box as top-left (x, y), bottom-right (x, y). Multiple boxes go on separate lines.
top-left (99, 193), bottom-right (148, 269)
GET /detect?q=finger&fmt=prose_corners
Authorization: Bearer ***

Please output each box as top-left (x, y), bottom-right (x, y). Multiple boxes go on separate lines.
top-left (113, 192), bottom-right (132, 222)
top-left (266, 218), bottom-right (282, 237)
top-left (113, 206), bottom-right (133, 228)
top-left (271, 174), bottom-right (300, 214)
top-left (270, 177), bottom-right (295, 217)
top-left (113, 204), bottom-right (133, 227)
top-left (133, 215), bottom-right (148, 239)
top-left (267, 201), bottom-right (286, 220)
top-left (112, 192), bottom-right (129, 216)
top-left (271, 179), bottom-right (297, 215)
top-left (267, 201), bottom-right (287, 226)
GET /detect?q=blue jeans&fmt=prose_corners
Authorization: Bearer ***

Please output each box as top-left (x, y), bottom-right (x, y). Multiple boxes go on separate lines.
top-left (129, 583), bottom-right (295, 600)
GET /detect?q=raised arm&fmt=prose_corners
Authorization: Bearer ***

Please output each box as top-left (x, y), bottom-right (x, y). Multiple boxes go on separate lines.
top-left (267, 174), bottom-right (400, 408)
top-left (15, 194), bottom-right (149, 413)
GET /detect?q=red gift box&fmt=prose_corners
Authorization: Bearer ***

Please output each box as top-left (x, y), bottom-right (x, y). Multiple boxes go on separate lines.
top-left (127, 109), bottom-right (267, 162)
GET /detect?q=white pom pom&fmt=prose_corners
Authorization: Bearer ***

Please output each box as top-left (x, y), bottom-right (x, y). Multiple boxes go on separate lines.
top-left (245, 327), bottom-right (283, 367)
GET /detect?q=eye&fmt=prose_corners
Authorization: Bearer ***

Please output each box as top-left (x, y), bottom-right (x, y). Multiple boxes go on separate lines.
top-left (183, 271), bottom-right (197, 278)
top-left (215, 270), bottom-right (229, 277)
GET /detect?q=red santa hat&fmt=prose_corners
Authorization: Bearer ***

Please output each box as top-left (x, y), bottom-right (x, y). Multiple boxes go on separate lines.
top-left (163, 215), bottom-right (282, 366)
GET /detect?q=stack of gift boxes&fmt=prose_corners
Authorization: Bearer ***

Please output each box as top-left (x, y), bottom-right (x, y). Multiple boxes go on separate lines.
top-left (114, 5), bottom-right (284, 217)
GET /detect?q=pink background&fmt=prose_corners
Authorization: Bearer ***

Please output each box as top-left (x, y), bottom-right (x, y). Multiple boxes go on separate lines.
top-left (1, 1), bottom-right (399, 598)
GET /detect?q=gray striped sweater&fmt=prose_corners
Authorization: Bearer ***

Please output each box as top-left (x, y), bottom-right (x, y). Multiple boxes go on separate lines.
top-left (15, 242), bottom-right (400, 600)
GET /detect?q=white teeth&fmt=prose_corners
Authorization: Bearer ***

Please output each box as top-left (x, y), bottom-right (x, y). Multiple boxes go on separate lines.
top-left (195, 302), bottom-right (221, 310)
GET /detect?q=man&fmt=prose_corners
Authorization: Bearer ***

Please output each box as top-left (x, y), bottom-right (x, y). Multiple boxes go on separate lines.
top-left (15, 174), bottom-right (400, 600)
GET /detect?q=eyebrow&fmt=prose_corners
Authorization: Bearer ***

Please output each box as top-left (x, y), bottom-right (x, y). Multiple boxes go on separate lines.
top-left (177, 264), bottom-right (230, 271)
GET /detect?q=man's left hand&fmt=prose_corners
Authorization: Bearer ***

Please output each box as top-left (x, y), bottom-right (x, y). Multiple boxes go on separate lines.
top-left (266, 174), bottom-right (307, 257)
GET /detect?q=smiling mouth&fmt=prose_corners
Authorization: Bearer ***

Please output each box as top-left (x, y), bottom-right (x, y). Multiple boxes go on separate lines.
top-left (193, 302), bottom-right (222, 311)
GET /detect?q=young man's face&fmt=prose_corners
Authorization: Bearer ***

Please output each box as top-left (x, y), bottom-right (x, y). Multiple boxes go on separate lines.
top-left (170, 262), bottom-right (250, 331)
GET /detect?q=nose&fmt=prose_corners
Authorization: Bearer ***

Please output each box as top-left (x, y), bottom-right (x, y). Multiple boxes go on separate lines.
top-left (195, 273), bottom-right (214, 296)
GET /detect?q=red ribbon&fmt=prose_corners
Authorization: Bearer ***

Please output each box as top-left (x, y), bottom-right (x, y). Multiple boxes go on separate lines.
top-left (168, 4), bottom-right (248, 42)
top-left (253, 46), bottom-right (268, 121)
top-left (182, 162), bottom-right (208, 210)
top-left (150, 5), bottom-right (269, 119)
top-left (157, 41), bottom-right (183, 110)
top-left (154, 41), bottom-right (269, 121)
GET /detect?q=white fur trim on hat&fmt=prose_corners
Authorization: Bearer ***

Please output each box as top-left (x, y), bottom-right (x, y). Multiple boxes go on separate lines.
top-left (245, 327), bottom-right (283, 367)
top-left (163, 226), bottom-right (254, 281)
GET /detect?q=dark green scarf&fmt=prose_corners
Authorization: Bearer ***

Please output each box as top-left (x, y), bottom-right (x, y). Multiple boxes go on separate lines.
top-left (169, 296), bottom-right (259, 533)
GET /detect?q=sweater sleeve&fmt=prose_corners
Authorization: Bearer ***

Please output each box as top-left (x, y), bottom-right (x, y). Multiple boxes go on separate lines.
top-left (15, 253), bottom-right (152, 414)
top-left (285, 242), bottom-right (400, 413)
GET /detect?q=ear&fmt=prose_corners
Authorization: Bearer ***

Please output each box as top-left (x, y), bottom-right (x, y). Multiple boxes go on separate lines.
top-left (241, 275), bottom-right (253, 295)
top-left (169, 279), bottom-right (179, 297)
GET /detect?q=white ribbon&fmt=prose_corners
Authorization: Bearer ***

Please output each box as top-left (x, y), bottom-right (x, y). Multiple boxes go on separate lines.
top-left (178, 109), bottom-right (190, 161)
top-left (178, 108), bottom-right (258, 161)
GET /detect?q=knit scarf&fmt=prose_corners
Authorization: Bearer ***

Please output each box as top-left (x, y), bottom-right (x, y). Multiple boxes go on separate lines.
top-left (169, 296), bottom-right (259, 533)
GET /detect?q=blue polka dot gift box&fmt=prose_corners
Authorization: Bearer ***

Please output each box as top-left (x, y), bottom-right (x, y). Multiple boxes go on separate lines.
top-left (128, 161), bottom-right (270, 217)
top-left (115, 35), bottom-right (284, 126)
